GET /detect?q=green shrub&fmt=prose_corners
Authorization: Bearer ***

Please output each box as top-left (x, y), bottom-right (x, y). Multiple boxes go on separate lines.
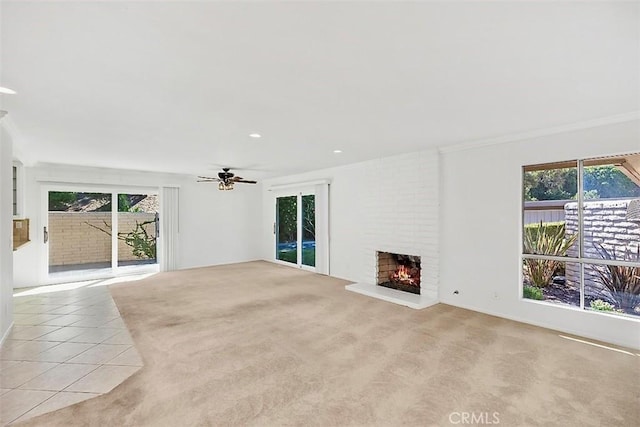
top-left (523, 285), bottom-right (544, 300)
top-left (524, 221), bottom-right (566, 242)
top-left (589, 299), bottom-right (616, 312)
top-left (523, 221), bottom-right (577, 287)
top-left (593, 244), bottom-right (640, 313)
top-left (86, 219), bottom-right (157, 260)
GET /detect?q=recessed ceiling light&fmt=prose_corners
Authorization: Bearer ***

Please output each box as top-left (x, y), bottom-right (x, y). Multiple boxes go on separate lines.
top-left (0, 87), bottom-right (16, 95)
top-left (249, 133), bottom-right (261, 138)
top-left (333, 150), bottom-right (342, 154)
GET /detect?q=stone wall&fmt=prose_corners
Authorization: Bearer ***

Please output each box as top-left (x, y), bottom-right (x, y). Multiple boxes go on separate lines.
top-left (565, 199), bottom-right (640, 302)
top-left (49, 212), bottom-right (157, 267)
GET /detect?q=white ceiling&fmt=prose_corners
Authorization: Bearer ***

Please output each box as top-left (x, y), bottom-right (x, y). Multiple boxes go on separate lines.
top-left (1, 1), bottom-right (638, 177)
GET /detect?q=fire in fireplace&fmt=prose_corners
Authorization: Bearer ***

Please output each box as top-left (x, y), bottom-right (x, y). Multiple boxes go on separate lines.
top-left (377, 251), bottom-right (421, 295)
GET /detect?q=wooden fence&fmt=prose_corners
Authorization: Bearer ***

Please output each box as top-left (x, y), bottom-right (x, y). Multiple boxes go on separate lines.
top-left (523, 200), bottom-right (568, 225)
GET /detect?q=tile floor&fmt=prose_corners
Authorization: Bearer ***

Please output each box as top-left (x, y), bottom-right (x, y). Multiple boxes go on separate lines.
top-left (0, 282), bottom-right (144, 425)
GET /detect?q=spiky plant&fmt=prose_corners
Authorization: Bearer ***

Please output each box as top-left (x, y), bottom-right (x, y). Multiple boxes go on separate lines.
top-left (523, 221), bottom-right (578, 287)
top-left (593, 244), bottom-right (640, 314)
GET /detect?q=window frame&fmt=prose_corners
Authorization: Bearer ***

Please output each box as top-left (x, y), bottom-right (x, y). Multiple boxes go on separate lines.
top-left (12, 160), bottom-right (24, 218)
top-left (521, 155), bottom-right (640, 317)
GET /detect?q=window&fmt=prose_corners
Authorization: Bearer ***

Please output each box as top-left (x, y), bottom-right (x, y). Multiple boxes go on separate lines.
top-left (12, 165), bottom-right (17, 215)
top-left (12, 161), bottom-right (23, 217)
top-left (522, 153), bottom-right (640, 318)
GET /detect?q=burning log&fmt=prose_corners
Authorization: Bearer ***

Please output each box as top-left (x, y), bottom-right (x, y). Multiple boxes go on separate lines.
top-left (389, 265), bottom-right (420, 287)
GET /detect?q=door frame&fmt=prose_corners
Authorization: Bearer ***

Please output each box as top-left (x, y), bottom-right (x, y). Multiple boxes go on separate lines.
top-left (41, 183), bottom-right (161, 284)
top-left (272, 187), bottom-right (316, 272)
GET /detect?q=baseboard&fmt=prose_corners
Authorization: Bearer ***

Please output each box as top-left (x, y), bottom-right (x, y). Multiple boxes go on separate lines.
top-left (0, 322), bottom-right (14, 348)
top-left (440, 300), bottom-right (639, 351)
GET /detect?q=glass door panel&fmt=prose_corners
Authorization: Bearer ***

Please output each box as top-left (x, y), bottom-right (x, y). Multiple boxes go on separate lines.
top-left (117, 193), bottom-right (159, 267)
top-left (48, 191), bottom-right (112, 275)
top-left (276, 196), bottom-right (298, 264)
top-left (302, 194), bottom-right (316, 267)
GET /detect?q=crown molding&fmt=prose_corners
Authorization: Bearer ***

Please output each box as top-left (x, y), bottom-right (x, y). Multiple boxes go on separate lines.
top-left (438, 111), bottom-right (640, 154)
top-left (268, 179), bottom-right (331, 191)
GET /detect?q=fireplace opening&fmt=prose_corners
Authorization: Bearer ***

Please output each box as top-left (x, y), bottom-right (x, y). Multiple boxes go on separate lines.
top-left (377, 251), bottom-right (421, 295)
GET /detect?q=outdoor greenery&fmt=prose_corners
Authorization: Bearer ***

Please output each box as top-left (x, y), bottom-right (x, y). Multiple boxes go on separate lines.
top-left (276, 195), bottom-right (316, 267)
top-left (523, 221), bottom-right (565, 243)
top-left (86, 219), bottom-right (157, 260)
top-left (49, 192), bottom-right (158, 261)
top-left (121, 220), bottom-right (157, 259)
top-left (523, 285), bottom-right (544, 300)
top-left (117, 194), bottom-right (142, 212)
top-left (523, 159), bottom-right (640, 317)
top-left (49, 191), bottom-right (80, 211)
top-left (49, 192), bottom-right (147, 212)
top-left (593, 244), bottom-right (640, 314)
top-left (302, 195), bottom-right (315, 242)
top-left (524, 168), bottom-right (577, 201)
top-left (277, 196), bottom-right (297, 244)
top-left (278, 248), bottom-right (316, 266)
top-left (524, 165), bottom-right (640, 201)
top-left (589, 299), bottom-right (617, 312)
top-left (523, 221), bottom-right (577, 287)
top-left (583, 166), bottom-right (640, 199)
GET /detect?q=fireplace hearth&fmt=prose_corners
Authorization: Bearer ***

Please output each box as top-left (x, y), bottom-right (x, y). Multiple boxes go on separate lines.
top-left (377, 251), bottom-right (421, 295)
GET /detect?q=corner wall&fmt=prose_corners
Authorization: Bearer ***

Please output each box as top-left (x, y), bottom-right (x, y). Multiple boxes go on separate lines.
top-left (0, 126), bottom-right (14, 342)
top-left (440, 120), bottom-right (640, 349)
top-left (261, 150), bottom-right (440, 298)
top-left (0, 0), bottom-right (14, 344)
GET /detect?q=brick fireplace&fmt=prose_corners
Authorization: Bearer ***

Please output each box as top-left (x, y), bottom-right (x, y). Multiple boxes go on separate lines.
top-left (342, 150), bottom-right (439, 309)
top-left (377, 251), bottom-right (421, 295)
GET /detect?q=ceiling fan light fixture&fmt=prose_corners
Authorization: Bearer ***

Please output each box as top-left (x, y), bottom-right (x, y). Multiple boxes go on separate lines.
top-left (218, 181), bottom-right (234, 191)
top-left (200, 168), bottom-right (256, 190)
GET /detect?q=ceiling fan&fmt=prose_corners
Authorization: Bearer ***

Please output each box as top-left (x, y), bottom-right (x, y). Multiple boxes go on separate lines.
top-left (197, 168), bottom-right (258, 191)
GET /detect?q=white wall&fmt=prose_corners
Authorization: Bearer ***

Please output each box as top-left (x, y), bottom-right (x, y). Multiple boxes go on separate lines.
top-left (13, 163), bottom-right (261, 287)
top-left (261, 150), bottom-right (440, 298)
top-left (440, 120), bottom-right (640, 349)
top-left (0, 126), bottom-right (14, 342)
top-left (0, 0), bottom-right (13, 344)
top-left (177, 177), bottom-right (261, 270)
top-left (261, 120), bottom-right (639, 349)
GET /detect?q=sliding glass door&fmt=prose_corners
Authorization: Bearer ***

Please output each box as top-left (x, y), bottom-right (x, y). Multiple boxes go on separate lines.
top-left (44, 187), bottom-right (159, 282)
top-left (275, 192), bottom-right (316, 270)
top-left (117, 193), bottom-right (159, 267)
top-left (276, 195), bottom-right (298, 264)
top-left (301, 195), bottom-right (315, 267)
top-left (48, 191), bottom-right (113, 275)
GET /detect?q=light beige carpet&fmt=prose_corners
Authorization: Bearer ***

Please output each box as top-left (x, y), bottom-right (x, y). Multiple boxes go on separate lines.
top-left (19, 261), bottom-right (639, 426)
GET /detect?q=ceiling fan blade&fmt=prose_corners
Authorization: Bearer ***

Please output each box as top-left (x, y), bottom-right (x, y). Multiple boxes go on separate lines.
top-left (207, 163), bottom-right (271, 172)
top-left (235, 179), bottom-right (258, 184)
